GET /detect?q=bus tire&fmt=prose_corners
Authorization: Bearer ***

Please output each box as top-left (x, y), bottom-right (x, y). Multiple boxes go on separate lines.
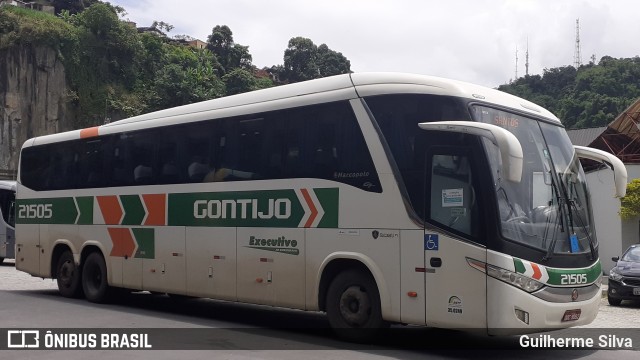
top-left (0, 257), bottom-right (4, 265)
top-left (56, 251), bottom-right (83, 298)
top-left (82, 252), bottom-right (110, 303)
top-left (326, 269), bottom-right (385, 342)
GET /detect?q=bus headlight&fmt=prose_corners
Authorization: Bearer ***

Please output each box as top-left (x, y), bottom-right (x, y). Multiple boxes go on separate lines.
top-left (487, 264), bottom-right (544, 293)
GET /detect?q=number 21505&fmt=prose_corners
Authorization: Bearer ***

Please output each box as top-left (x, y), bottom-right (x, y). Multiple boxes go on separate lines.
top-left (18, 204), bottom-right (53, 219)
top-left (560, 273), bottom-right (587, 285)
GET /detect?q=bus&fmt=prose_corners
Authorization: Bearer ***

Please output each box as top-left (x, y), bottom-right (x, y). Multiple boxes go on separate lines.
top-left (0, 180), bottom-right (16, 264)
top-left (15, 73), bottom-right (626, 338)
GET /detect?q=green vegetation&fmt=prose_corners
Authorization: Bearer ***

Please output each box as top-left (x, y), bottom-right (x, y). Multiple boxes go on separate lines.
top-left (0, 2), bottom-right (352, 128)
top-left (10, 1), bottom-right (636, 131)
top-left (620, 179), bottom-right (640, 220)
top-left (499, 57), bottom-right (640, 129)
top-left (0, 5), bottom-right (76, 50)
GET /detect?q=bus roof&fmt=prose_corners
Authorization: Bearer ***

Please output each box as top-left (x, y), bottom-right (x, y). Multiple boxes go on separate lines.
top-left (24, 72), bottom-right (560, 147)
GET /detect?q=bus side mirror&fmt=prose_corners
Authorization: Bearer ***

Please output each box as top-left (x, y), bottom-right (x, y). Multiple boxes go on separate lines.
top-left (419, 121), bottom-right (523, 183)
top-left (574, 146), bottom-right (627, 197)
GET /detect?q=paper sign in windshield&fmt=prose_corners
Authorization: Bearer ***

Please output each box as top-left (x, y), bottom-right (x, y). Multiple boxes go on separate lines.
top-left (442, 188), bottom-right (464, 207)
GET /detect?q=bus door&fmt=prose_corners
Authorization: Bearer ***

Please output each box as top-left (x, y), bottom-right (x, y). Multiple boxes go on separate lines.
top-left (424, 146), bottom-right (488, 329)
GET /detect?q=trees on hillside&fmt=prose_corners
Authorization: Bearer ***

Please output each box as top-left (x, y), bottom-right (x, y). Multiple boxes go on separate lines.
top-left (206, 25), bottom-right (252, 75)
top-left (281, 37), bottom-right (351, 83)
top-left (499, 57), bottom-right (640, 129)
top-left (51, 0), bottom-right (99, 15)
top-left (3, 5), bottom-right (351, 126)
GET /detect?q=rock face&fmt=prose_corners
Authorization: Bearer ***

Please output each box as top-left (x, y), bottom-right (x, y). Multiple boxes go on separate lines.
top-left (0, 45), bottom-right (73, 170)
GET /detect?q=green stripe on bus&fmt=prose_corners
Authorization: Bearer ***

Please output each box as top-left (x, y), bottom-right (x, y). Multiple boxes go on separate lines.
top-left (76, 196), bottom-right (94, 225)
top-left (16, 198), bottom-right (77, 224)
top-left (121, 195), bottom-right (145, 225)
top-left (133, 228), bottom-right (155, 259)
top-left (167, 189), bottom-right (303, 227)
top-left (513, 258), bottom-right (526, 274)
top-left (167, 188), bottom-right (338, 228)
top-left (315, 188), bottom-right (339, 228)
top-left (17, 188), bottom-right (339, 228)
top-left (545, 260), bottom-right (601, 286)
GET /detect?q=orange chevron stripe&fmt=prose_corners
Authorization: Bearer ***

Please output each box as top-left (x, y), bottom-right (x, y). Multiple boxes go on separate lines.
top-left (97, 196), bottom-right (123, 225)
top-left (143, 194), bottom-right (166, 226)
top-left (108, 228), bottom-right (136, 258)
top-left (300, 188), bottom-right (318, 228)
top-left (531, 263), bottom-right (542, 280)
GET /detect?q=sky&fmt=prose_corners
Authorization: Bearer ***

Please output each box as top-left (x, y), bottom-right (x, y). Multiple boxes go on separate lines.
top-left (107, 0), bottom-right (640, 88)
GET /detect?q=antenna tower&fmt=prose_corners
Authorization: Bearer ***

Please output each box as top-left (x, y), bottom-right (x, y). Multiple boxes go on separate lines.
top-left (525, 38), bottom-right (529, 76)
top-left (515, 46), bottom-right (518, 79)
top-left (574, 19), bottom-right (582, 68)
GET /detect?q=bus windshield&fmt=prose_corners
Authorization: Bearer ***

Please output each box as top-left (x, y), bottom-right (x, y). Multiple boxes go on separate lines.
top-left (472, 106), bottom-right (595, 257)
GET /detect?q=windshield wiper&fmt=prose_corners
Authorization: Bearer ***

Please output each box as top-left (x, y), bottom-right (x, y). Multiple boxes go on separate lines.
top-left (542, 157), bottom-right (571, 262)
top-left (541, 175), bottom-right (566, 262)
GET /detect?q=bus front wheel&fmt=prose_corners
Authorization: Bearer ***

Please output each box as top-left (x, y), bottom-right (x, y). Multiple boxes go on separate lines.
top-left (82, 252), bottom-right (110, 303)
top-left (56, 251), bottom-right (83, 298)
top-left (326, 269), bottom-right (385, 342)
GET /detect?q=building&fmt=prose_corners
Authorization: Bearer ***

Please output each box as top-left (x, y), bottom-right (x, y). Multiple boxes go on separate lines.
top-left (0, 0), bottom-right (54, 13)
top-left (567, 98), bottom-right (640, 273)
top-left (187, 39), bottom-right (206, 50)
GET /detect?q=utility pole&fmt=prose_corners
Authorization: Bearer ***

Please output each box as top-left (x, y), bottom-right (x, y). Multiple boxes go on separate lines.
top-left (574, 18), bottom-right (582, 68)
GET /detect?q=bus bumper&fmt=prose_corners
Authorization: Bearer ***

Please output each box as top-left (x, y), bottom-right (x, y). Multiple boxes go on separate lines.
top-left (487, 277), bottom-right (600, 335)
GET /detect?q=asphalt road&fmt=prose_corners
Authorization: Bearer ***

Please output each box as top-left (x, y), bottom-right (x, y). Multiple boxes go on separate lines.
top-left (0, 259), bottom-right (638, 359)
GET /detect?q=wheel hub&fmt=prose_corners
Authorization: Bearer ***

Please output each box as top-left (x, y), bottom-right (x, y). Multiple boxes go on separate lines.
top-left (339, 285), bottom-right (371, 327)
top-left (59, 261), bottom-right (74, 286)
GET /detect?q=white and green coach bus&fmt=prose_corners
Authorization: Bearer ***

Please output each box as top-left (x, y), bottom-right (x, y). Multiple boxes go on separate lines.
top-left (0, 180), bottom-right (16, 264)
top-left (15, 73), bottom-right (626, 337)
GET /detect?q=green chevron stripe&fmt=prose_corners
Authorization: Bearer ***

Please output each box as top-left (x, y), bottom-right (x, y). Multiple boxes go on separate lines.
top-left (121, 195), bottom-right (145, 225)
top-left (315, 188), bottom-right (339, 228)
top-left (513, 258), bottom-right (526, 274)
top-left (75, 196), bottom-right (94, 225)
top-left (133, 228), bottom-right (154, 259)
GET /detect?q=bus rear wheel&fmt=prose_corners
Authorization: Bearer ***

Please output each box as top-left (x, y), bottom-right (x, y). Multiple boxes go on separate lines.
top-left (56, 251), bottom-right (83, 298)
top-left (82, 252), bottom-right (110, 303)
top-left (326, 269), bottom-right (385, 342)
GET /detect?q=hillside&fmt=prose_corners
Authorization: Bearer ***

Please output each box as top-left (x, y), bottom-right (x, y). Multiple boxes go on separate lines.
top-left (0, 2), bottom-right (351, 169)
top-left (0, 2), bottom-right (351, 126)
top-left (498, 57), bottom-right (640, 129)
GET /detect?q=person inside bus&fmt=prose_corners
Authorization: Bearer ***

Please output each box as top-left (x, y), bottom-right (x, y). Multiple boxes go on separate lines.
top-left (134, 164), bottom-right (153, 185)
top-left (160, 161), bottom-right (180, 183)
top-left (188, 156), bottom-right (210, 182)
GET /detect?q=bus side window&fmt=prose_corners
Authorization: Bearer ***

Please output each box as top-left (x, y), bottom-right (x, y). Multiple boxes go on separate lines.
top-left (429, 153), bottom-right (478, 238)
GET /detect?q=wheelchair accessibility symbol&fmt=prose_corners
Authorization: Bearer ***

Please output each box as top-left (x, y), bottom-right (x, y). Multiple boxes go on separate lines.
top-left (424, 234), bottom-right (439, 251)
